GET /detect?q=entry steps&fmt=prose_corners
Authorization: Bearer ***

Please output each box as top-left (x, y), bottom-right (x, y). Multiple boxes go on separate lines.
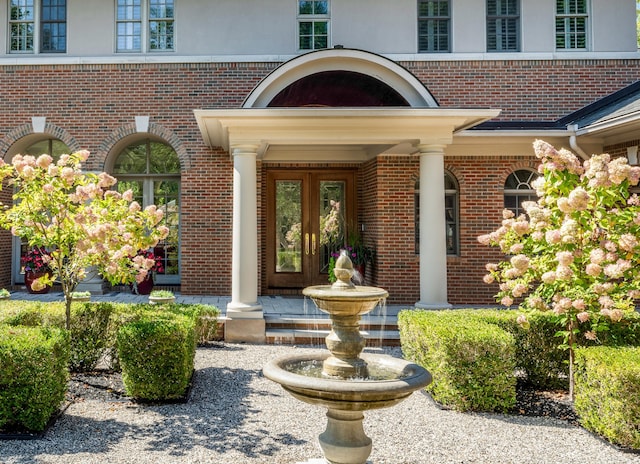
top-left (265, 313), bottom-right (400, 346)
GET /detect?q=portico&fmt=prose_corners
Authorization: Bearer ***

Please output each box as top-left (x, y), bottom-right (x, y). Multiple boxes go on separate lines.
top-left (195, 107), bottom-right (499, 341)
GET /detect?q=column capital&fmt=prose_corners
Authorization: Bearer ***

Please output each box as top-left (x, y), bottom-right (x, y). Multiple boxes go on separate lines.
top-left (416, 144), bottom-right (446, 156)
top-left (231, 144), bottom-right (260, 156)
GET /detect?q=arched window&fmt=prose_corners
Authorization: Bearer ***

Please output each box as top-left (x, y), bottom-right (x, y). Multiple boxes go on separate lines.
top-left (415, 171), bottom-right (459, 255)
top-left (504, 169), bottom-right (539, 216)
top-left (13, 138), bottom-right (71, 284)
top-left (113, 139), bottom-right (181, 284)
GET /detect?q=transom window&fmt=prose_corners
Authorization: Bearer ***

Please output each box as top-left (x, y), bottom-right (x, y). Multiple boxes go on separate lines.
top-left (417, 0), bottom-right (450, 53)
top-left (556, 0), bottom-right (588, 50)
top-left (415, 172), bottom-right (459, 255)
top-left (113, 140), bottom-right (181, 284)
top-left (487, 0), bottom-right (519, 52)
top-left (504, 169), bottom-right (539, 217)
top-left (9, 0), bottom-right (67, 53)
top-left (116, 0), bottom-right (174, 53)
top-left (298, 0), bottom-right (329, 50)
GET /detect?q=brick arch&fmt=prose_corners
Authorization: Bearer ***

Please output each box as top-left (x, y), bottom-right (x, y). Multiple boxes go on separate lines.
top-left (500, 161), bottom-right (539, 186)
top-left (95, 122), bottom-right (191, 171)
top-left (0, 122), bottom-right (80, 161)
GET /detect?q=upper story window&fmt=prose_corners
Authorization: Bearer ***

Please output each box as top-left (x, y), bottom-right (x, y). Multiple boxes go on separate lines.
top-left (556, 0), bottom-right (588, 50)
top-left (116, 0), bottom-right (174, 53)
top-left (418, 0), bottom-right (450, 53)
top-left (9, 0), bottom-right (66, 53)
top-left (504, 169), bottom-right (539, 217)
top-left (298, 1), bottom-right (329, 50)
top-left (487, 0), bottom-right (519, 52)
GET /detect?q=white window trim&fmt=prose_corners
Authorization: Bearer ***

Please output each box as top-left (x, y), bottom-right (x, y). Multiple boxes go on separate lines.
top-left (555, 0), bottom-right (590, 51)
top-left (115, 0), bottom-right (175, 54)
top-left (8, 0), bottom-right (67, 54)
top-left (297, 0), bottom-right (331, 51)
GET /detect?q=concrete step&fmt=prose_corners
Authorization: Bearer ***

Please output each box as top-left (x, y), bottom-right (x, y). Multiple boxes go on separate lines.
top-left (265, 315), bottom-right (400, 346)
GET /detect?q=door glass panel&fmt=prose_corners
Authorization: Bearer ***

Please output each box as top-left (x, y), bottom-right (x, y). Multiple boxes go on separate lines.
top-left (319, 181), bottom-right (345, 274)
top-left (276, 180), bottom-right (302, 273)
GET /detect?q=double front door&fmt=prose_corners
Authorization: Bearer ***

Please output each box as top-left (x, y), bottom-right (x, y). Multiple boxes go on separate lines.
top-left (266, 169), bottom-right (356, 289)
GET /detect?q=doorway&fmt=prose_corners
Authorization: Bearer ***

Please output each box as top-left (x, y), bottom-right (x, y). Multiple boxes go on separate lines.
top-left (266, 169), bottom-right (356, 290)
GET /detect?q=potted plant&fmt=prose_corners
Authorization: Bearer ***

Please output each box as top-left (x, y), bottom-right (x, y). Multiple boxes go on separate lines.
top-left (328, 237), bottom-right (375, 283)
top-left (0, 288), bottom-right (10, 300)
top-left (149, 289), bottom-right (176, 305)
top-left (70, 291), bottom-right (91, 302)
top-left (21, 247), bottom-right (53, 294)
top-left (130, 249), bottom-right (165, 295)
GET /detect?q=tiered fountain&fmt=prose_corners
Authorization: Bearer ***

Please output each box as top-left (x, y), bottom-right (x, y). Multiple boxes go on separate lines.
top-left (263, 251), bottom-right (432, 464)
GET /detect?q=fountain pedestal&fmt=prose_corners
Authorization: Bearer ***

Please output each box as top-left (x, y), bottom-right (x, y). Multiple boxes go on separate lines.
top-left (320, 409), bottom-right (371, 464)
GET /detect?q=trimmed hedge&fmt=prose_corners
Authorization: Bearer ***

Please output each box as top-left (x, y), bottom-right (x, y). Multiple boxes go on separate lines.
top-left (116, 313), bottom-right (196, 401)
top-left (68, 303), bottom-right (113, 371)
top-left (399, 310), bottom-right (516, 412)
top-left (0, 326), bottom-right (70, 432)
top-left (0, 301), bottom-right (113, 372)
top-left (574, 346), bottom-right (640, 450)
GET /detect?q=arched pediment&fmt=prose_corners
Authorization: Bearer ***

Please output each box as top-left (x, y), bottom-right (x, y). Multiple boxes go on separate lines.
top-left (243, 48), bottom-right (438, 108)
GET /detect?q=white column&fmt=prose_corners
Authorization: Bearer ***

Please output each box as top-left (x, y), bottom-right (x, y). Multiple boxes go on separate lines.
top-left (226, 145), bottom-right (265, 342)
top-left (415, 144), bottom-right (451, 309)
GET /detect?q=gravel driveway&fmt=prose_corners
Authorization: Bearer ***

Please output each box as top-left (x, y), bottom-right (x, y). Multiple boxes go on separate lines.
top-left (1, 343), bottom-right (639, 464)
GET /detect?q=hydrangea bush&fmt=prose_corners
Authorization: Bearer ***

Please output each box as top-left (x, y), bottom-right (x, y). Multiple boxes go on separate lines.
top-left (0, 151), bottom-right (169, 329)
top-left (478, 140), bottom-right (640, 398)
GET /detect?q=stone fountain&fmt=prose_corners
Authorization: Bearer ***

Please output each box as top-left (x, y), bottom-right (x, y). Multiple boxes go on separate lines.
top-left (263, 250), bottom-right (432, 464)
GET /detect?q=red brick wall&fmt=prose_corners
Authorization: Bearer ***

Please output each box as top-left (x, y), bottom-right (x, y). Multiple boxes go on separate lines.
top-left (0, 58), bottom-right (638, 297)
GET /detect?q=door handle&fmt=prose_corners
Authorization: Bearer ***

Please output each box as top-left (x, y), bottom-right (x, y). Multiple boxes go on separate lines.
top-left (312, 233), bottom-right (316, 255)
top-left (305, 233), bottom-right (310, 255)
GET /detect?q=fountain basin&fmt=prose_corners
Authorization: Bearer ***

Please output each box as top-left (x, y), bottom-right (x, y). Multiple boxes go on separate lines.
top-left (263, 350), bottom-right (432, 411)
top-left (302, 285), bottom-right (388, 317)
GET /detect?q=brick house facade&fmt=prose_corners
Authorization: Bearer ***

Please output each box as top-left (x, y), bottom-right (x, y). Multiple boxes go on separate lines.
top-left (1, 1), bottom-right (640, 341)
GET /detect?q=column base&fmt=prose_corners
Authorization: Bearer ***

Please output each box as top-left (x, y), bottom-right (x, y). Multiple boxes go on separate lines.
top-left (224, 306), bottom-right (266, 343)
top-left (414, 301), bottom-right (452, 310)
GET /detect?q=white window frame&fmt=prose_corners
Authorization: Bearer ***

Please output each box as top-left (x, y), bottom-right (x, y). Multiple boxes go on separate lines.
top-left (297, 0), bottom-right (330, 51)
top-left (116, 0), bottom-right (175, 53)
top-left (555, 0), bottom-right (589, 50)
top-left (417, 0), bottom-right (451, 53)
top-left (8, 0), bottom-right (67, 54)
top-left (487, 0), bottom-right (520, 52)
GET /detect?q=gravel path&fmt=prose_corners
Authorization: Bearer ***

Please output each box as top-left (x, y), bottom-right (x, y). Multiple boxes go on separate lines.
top-left (1, 343), bottom-right (639, 464)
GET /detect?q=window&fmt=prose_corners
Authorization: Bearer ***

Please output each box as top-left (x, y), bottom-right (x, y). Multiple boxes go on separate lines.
top-left (13, 138), bottom-right (71, 283)
top-left (487, 0), bottom-right (519, 52)
top-left (298, 0), bottom-right (329, 50)
top-left (9, 0), bottom-right (34, 52)
top-left (415, 172), bottom-right (459, 255)
top-left (504, 169), bottom-right (539, 217)
top-left (9, 0), bottom-right (66, 53)
top-left (556, 0), bottom-right (588, 50)
top-left (418, 0), bottom-right (450, 53)
top-left (117, 0), bottom-right (174, 53)
top-left (113, 140), bottom-right (181, 284)
top-left (41, 0), bottom-right (66, 52)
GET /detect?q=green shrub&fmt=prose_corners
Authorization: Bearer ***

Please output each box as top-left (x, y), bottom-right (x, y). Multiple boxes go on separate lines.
top-left (574, 346), bottom-right (640, 450)
top-left (117, 313), bottom-right (196, 401)
top-left (68, 302), bottom-right (113, 372)
top-left (399, 310), bottom-right (516, 412)
top-left (167, 304), bottom-right (220, 344)
top-left (0, 326), bottom-right (70, 432)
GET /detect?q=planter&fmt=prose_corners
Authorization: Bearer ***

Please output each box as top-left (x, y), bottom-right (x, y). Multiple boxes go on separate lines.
top-left (25, 271), bottom-right (52, 294)
top-left (131, 274), bottom-right (154, 295)
top-left (149, 296), bottom-right (176, 305)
